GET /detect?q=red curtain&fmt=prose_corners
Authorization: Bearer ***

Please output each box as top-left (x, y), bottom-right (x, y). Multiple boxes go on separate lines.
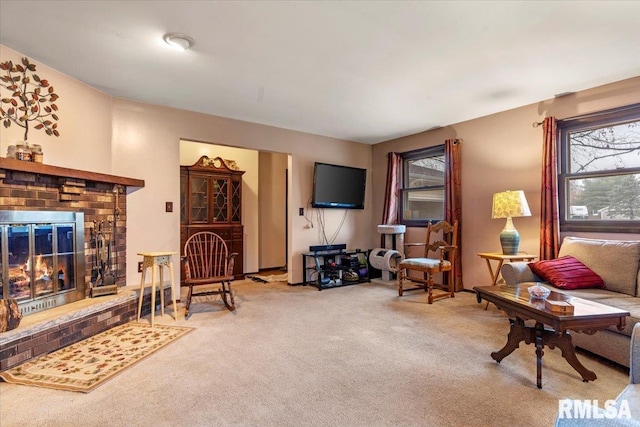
top-left (539, 117), bottom-right (560, 260)
top-left (444, 139), bottom-right (463, 290)
top-left (381, 152), bottom-right (401, 225)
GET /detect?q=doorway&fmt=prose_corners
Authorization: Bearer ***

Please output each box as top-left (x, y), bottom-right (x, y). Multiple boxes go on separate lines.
top-left (179, 140), bottom-right (288, 274)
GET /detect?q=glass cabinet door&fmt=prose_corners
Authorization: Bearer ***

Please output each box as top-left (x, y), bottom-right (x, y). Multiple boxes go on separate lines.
top-left (190, 175), bottom-right (209, 223)
top-left (180, 173), bottom-right (187, 224)
top-left (231, 180), bottom-right (241, 222)
top-left (213, 178), bottom-right (229, 222)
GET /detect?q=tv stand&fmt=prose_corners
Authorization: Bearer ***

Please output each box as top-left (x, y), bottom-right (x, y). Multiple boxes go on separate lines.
top-left (302, 249), bottom-right (370, 290)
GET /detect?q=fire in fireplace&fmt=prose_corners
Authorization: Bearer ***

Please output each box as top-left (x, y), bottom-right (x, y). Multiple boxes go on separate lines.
top-left (0, 211), bottom-right (85, 316)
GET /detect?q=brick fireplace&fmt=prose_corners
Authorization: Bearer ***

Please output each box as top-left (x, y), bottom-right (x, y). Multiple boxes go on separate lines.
top-left (0, 157), bottom-right (167, 371)
top-left (0, 158), bottom-right (141, 303)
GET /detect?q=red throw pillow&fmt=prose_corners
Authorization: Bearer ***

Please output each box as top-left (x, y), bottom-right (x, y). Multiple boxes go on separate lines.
top-left (528, 255), bottom-right (605, 290)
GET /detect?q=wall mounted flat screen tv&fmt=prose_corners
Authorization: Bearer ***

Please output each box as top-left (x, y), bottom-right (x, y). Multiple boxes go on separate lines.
top-left (312, 162), bottom-right (366, 209)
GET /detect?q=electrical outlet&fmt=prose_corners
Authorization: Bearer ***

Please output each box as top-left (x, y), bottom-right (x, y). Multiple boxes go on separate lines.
top-left (138, 261), bottom-right (143, 273)
top-left (299, 207), bottom-right (304, 216)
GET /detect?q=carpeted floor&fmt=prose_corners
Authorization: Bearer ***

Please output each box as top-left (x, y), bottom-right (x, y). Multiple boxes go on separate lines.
top-left (0, 279), bottom-right (629, 426)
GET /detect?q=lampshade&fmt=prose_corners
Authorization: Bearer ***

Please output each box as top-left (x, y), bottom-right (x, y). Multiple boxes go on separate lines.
top-left (491, 190), bottom-right (531, 219)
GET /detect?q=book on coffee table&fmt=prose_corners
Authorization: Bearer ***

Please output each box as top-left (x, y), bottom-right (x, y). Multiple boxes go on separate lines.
top-left (545, 299), bottom-right (575, 314)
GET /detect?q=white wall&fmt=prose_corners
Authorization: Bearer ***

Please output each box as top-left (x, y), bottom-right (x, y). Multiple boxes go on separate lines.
top-left (0, 45), bottom-right (374, 291)
top-left (113, 100), bottom-right (373, 287)
top-left (372, 76), bottom-right (640, 290)
top-left (13, 43), bottom-right (635, 294)
top-left (0, 46), bottom-right (112, 172)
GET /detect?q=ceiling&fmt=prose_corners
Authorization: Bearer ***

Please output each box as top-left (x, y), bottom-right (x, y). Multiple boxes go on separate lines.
top-left (1, 1), bottom-right (639, 144)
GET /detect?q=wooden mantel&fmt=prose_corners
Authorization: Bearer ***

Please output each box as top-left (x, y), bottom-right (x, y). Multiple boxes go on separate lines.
top-left (0, 157), bottom-right (144, 188)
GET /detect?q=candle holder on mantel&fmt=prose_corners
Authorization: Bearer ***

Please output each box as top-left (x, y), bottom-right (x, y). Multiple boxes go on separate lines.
top-left (6, 142), bottom-right (43, 163)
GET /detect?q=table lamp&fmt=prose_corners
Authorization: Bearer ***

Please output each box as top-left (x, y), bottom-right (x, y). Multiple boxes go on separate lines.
top-left (492, 190), bottom-right (531, 255)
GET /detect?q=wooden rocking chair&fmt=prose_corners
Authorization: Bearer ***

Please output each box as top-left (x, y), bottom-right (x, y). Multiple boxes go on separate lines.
top-left (182, 231), bottom-right (237, 318)
top-left (397, 220), bottom-right (458, 304)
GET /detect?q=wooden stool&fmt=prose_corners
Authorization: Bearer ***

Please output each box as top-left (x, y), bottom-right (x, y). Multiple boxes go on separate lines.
top-left (137, 252), bottom-right (179, 326)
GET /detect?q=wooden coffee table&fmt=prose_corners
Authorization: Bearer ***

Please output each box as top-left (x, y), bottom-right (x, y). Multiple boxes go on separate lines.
top-left (474, 284), bottom-right (629, 388)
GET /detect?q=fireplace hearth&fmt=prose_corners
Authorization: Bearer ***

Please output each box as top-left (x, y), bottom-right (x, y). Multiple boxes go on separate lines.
top-left (0, 211), bottom-right (85, 316)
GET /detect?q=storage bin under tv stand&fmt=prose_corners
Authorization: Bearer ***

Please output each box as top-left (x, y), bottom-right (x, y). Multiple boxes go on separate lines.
top-left (302, 249), bottom-right (370, 290)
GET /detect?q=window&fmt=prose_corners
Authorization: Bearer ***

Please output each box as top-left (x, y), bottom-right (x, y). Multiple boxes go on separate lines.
top-left (558, 103), bottom-right (640, 232)
top-left (399, 145), bottom-right (445, 226)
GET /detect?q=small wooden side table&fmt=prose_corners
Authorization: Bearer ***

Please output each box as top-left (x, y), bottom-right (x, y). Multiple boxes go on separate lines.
top-left (477, 252), bottom-right (538, 286)
top-left (137, 251), bottom-right (179, 327)
top-left (477, 252), bottom-right (537, 310)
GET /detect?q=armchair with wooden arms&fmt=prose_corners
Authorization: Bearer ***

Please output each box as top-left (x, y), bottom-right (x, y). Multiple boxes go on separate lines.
top-left (397, 220), bottom-right (458, 304)
top-left (182, 231), bottom-right (237, 318)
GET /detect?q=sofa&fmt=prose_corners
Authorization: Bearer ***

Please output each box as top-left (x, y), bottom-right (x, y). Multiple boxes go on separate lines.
top-left (501, 237), bottom-right (640, 368)
top-left (555, 323), bottom-right (640, 426)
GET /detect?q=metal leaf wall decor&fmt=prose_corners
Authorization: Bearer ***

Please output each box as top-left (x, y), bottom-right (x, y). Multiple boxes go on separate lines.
top-left (0, 56), bottom-right (60, 141)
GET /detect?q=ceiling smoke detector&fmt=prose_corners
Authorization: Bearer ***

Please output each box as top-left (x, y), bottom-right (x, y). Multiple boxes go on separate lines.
top-left (163, 33), bottom-right (195, 51)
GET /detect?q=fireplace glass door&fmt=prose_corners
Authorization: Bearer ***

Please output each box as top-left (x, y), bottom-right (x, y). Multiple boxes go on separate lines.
top-left (4, 223), bottom-right (76, 301)
top-left (0, 211), bottom-right (85, 316)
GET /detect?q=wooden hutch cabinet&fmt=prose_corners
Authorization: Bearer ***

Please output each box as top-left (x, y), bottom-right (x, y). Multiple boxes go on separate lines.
top-left (180, 156), bottom-right (245, 279)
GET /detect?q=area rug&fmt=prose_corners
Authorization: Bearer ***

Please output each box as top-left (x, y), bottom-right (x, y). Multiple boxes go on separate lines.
top-left (0, 322), bottom-right (193, 393)
top-left (246, 273), bottom-right (288, 283)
